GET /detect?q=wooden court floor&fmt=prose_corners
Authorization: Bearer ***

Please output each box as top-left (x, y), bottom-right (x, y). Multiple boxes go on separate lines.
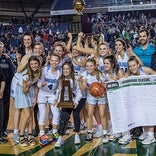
top-left (0, 99), bottom-right (156, 156)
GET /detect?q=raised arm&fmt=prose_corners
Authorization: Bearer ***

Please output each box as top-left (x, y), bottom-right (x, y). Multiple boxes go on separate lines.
top-left (66, 33), bottom-right (73, 53)
top-left (17, 54), bottom-right (30, 72)
top-left (76, 32), bottom-right (98, 55)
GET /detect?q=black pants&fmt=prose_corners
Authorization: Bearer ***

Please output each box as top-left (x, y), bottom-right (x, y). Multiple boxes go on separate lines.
top-left (2, 88), bottom-right (10, 133)
top-left (34, 104), bottom-right (39, 135)
top-left (58, 98), bottom-right (86, 135)
top-left (0, 99), bottom-right (4, 135)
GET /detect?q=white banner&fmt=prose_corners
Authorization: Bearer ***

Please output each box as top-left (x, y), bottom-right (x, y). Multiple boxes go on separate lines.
top-left (107, 75), bottom-right (156, 133)
top-left (108, 4), bottom-right (156, 12)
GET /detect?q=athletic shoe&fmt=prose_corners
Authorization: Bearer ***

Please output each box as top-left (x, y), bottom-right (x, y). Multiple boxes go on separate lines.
top-left (93, 130), bottom-right (103, 138)
top-left (0, 137), bottom-right (8, 143)
top-left (29, 137), bottom-right (36, 146)
top-left (103, 134), bottom-right (109, 143)
top-left (2, 132), bottom-right (7, 138)
top-left (85, 132), bottom-right (93, 141)
top-left (142, 135), bottom-right (156, 145)
top-left (19, 138), bottom-right (28, 147)
top-left (52, 132), bottom-right (59, 141)
top-left (13, 133), bottom-right (20, 143)
top-left (55, 136), bottom-right (64, 148)
top-left (139, 130), bottom-right (148, 140)
top-left (118, 135), bottom-right (132, 145)
top-left (39, 134), bottom-right (49, 146)
top-left (74, 134), bottom-right (81, 144)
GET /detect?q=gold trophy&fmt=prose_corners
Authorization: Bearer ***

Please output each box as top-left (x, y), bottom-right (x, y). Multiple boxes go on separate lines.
top-left (73, 0), bottom-right (85, 15)
top-left (58, 80), bottom-right (74, 108)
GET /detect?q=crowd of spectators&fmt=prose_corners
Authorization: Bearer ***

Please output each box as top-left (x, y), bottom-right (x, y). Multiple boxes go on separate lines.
top-left (0, 10), bottom-right (155, 62)
top-left (90, 11), bottom-right (156, 49)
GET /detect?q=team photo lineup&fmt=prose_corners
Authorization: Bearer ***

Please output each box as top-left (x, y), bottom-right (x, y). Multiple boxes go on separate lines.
top-left (0, 9), bottom-right (156, 151)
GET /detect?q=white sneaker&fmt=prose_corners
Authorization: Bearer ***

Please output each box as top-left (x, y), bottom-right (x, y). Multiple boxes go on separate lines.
top-left (12, 133), bottom-right (20, 143)
top-left (103, 134), bottom-right (109, 143)
top-left (142, 135), bottom-right (156, 145)
top-left (139, 131), bottom-right (148, 140)
top-left (93, 130), bottom-right (103, 138)
top-left (118, 135), bottom-right (132, 145)
top-left (74, 134), bottom-right (81, 144)
top-left (55, 136), bottom-right (64, 148)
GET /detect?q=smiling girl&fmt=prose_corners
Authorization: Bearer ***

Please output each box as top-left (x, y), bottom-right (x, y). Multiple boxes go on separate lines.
top-left (14, 56), bottom-right (41, 146)
top-left (54, 61), bottom-right (82, 147)
top-left (79, 58), bottom-right (108, 143)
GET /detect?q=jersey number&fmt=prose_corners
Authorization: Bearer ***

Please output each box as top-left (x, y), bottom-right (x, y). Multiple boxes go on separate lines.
top-left (47, 84), bottom-right (53, 90)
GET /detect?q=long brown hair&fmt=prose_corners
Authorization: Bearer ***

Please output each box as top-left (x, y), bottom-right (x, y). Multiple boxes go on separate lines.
top-left (58, 61), bottom-right (75, 86)
top-left (27, 56), bottom-right (41, 80)
top-left (103, 55), bottom-right (119, 74)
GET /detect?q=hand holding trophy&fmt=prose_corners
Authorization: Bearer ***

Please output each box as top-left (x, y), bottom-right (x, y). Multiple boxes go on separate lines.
top-left (58, 80), bottom-right (74, 108)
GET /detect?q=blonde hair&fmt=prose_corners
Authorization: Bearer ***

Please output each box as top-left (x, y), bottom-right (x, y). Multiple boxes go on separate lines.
top-left (86, 58), bottom-right (103, 81)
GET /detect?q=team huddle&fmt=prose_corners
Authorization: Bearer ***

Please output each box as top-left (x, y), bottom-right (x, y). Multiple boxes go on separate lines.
top-left (0, 28), bottom-right (155, 147)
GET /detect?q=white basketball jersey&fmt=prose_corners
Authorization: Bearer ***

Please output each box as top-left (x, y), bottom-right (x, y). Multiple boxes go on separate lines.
top-left (117, 51), bottom-right (129, 73)
top-left (38, 66), bottom-right (61, 93)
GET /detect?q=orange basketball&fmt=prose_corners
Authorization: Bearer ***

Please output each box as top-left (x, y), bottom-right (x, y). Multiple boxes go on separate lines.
top-left (89, 82), bottom-right (106, 97)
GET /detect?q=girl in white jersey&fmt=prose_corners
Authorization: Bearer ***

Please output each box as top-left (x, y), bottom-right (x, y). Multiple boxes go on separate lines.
top-left (127, 56), bottom-right (156, 145)
top-left (55, 61), bottom-right (82, 148)
top-left (37, 54), bottom-right (61, 146)
top-left (76, 32), bottom-right (107, 136)
top-left (97, 42), bottom-right (111, 72)
top-left (115, 38), bottom-right (143, 74)
top-left (78, 58), bottom-right (109, 143)
top-left (103, 55), bottom-right (124, 142)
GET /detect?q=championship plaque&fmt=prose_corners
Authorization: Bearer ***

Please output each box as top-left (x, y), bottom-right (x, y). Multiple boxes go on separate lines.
top-left (58, 80), bottom-right (74, 108)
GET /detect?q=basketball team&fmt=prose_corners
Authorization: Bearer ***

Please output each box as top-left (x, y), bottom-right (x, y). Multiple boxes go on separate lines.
top-left (0, 28), bottom-right (155, 147)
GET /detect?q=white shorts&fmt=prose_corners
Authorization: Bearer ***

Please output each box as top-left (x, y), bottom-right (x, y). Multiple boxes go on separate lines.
top-left (37, 90), bottom-right (56, 104)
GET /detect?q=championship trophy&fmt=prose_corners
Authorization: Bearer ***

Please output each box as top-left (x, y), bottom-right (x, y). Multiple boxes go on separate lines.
top-left (58, 80), bottom-right (74, 108)
top-left (73, 0), bottom-right (85, 15)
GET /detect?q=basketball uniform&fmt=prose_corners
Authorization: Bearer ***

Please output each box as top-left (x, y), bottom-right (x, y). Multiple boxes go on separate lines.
top-left (117, 51), bottom-right (129, 73)
top-left (82, 71), bottom-right (106, 105)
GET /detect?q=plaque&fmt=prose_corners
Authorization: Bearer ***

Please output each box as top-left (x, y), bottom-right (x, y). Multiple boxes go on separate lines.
top-left (68, 22), bottom-right (82, 34)
top-left (58, 80), bottom-right (74, 108)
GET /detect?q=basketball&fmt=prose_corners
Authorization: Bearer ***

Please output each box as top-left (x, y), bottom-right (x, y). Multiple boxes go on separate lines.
top-left (89, 82), bottom-right (106, 97)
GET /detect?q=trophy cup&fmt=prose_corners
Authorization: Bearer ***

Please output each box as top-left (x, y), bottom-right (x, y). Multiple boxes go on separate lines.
top-left (58, 80), bottom-right (74, 108)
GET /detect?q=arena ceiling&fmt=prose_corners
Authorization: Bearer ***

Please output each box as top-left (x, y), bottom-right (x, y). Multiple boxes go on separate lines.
top-left (0, 0), bottom-right (55, 20)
